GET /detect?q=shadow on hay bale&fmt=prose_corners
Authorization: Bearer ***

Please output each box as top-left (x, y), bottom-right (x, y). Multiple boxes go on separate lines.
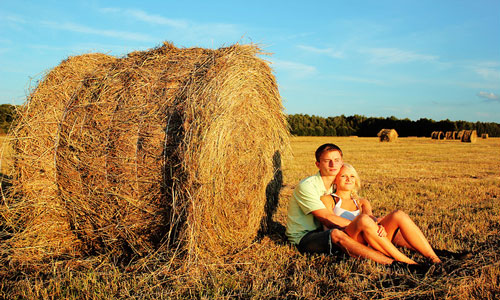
top-left (2, 42), bottom-right (289, 264)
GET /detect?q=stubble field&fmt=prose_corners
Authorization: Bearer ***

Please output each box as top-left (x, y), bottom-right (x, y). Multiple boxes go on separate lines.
top-left (1, 135), bottom-right (499, 299)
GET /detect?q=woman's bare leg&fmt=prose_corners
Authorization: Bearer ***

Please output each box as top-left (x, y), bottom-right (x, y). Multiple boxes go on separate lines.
top-left (379, 210), bottom-right (441, 263)
top-left (345, 214), bottom-right (417, 264)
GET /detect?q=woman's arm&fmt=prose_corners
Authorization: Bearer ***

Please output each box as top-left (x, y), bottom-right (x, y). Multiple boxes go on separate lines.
top-left (320, 194), bottom-right (335, 213)
top-left (359, 198), bottom-right (387, 237)
top-left (359, 198), bottom-right (373, 216)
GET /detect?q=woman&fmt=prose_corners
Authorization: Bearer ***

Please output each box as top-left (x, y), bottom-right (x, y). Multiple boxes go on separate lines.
top-left (321, 163), bottom-right (441, 264)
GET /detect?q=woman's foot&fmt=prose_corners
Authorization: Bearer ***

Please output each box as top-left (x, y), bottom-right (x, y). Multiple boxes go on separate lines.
top-left (429, 255), bottom-right (442, 264)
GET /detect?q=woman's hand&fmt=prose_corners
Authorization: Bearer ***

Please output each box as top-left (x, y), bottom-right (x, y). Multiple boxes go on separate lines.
top-left (377, 225), bottom-right (387, 237)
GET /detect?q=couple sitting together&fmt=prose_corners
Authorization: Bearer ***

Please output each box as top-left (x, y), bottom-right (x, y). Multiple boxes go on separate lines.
top-left (286, 143), bottom-right (443, 268)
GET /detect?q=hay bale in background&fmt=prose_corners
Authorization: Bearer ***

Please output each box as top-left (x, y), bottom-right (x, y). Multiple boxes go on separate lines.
top-left (457, 130), bottom-right (465, 141)
top-left (377, 129), bottom-right (398, 142)
top-left (445, 131), bottom-right (454, 139)
top-left (452, 131), bottom-right (459, 139)
top-left (481, 133), bottom-right (489, 139)
top-left (3, 42), bottom-right (289, 263)
top-left (461, 130), bottom-right (477, 143)
top-left (431, 131), bottom-right (444, 140)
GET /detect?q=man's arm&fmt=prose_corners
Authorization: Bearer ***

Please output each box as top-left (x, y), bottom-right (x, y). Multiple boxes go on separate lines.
top-left (311, 208), bottom-right (351, 228)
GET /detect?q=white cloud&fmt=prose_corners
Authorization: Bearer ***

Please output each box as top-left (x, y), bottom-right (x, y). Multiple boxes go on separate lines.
top-left (99, 7), bottom-right (239, 42)
top-left (332, 75), bottom-right (386, 85)
top-left (271, 59), bottom-right (316, 78)
top-left (473, 63), bottom-right (500, 82)
top-left (0, 13), bottom-right (26, 24)
top-left (477, 91), bottom-right (500, 102)
top-left (297, 45), bottom-right (343, 59)
top-left (361, 48), bottom-right (438, 64)
top-left (100, 8), bottom-right (188, 28)
top-left (40, 21), bottom-right (153, 42)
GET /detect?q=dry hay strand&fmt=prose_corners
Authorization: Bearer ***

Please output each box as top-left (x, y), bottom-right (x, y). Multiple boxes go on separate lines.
top-left (481, 133), bottom-right (489, 139)
top-left (377, 129), bottom-right (398, 142)
top-left (445, 131), bottom-right (454, 140)
top-left (3, 42), bottom-right (289, 264)
top-left (461, 130), bottom-right (477, 143)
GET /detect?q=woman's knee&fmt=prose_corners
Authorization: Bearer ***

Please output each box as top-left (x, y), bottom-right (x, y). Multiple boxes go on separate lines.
top-left (390, 209), bottom-right (410, 222)
top-left (355, 214), bottom-right (377, 230)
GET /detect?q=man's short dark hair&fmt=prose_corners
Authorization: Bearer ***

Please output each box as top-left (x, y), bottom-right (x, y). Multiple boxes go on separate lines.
top-left (315, 143), bottom-right (343, 162)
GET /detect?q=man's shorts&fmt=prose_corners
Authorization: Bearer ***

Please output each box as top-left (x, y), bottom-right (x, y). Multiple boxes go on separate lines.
top-left (297, 228), bottom-right (343, 255)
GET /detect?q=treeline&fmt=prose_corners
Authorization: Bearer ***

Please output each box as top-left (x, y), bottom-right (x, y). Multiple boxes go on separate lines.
top-left (1, 105), bottom-right (499, 137)
top-left (288, 114), bottom-right (500, 137)
top-left (0, 104), bottom-right (17, 134)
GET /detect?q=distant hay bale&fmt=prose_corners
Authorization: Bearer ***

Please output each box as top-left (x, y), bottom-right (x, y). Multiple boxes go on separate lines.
top-left (4, 42), bottom-right (289, 263)
top-left (377, 129), bottom-right (398, 142)
top-left (457, 130), bottom-right (465, 141)
top-left (452, 131), bottom-right (459, 139)
top-left (461, 130), bottom-right (477, 143)
top-left (431, 131), bottom-right (444, 140)
top-left (481, 133), bottom-right (489, 139)
top-left (445, 131), bottom-right (453, 139)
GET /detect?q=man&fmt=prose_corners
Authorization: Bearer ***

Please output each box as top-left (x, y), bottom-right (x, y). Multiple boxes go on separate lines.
top-left (285, 143), bottom-right (393, 264)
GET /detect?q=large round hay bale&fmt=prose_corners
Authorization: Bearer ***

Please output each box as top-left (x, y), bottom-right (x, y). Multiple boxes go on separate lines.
top-left (445, 131), bottom-right (453, 139)
top-left (461, 130), bottom-right (477, 143)
top-left (431, 131), bottom-right (438, 139)
top-left (377, 129), bottom-right (398, 142)
top-left (457, 130), bottom-right (465, 141)
top-left (452, 131), bottom-right (459, 139)
top-left (4, 42), bottom-right (289, 262)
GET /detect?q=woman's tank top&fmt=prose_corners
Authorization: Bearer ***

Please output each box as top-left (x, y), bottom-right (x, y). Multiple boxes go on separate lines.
top-left (332, 194), bottom-right (360, 221)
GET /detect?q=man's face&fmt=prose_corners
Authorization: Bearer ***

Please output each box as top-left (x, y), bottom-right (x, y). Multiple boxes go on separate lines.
top-left (315, 150), bottom-right (343, 177)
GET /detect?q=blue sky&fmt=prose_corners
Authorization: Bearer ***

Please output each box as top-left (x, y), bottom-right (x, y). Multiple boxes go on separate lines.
top-left (1, 0), bottom-right (499, 122)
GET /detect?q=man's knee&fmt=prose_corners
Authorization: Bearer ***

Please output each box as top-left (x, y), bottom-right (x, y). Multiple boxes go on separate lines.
top-left (330, 228), bottom-right (348, 244)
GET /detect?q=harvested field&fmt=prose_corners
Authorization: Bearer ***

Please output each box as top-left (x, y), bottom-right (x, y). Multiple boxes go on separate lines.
top-left (1, 136), bottom-right (499, 299)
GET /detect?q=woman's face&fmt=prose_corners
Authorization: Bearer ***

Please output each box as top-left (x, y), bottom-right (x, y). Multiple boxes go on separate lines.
top-left (335, 166), bottom-right (357, 192)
